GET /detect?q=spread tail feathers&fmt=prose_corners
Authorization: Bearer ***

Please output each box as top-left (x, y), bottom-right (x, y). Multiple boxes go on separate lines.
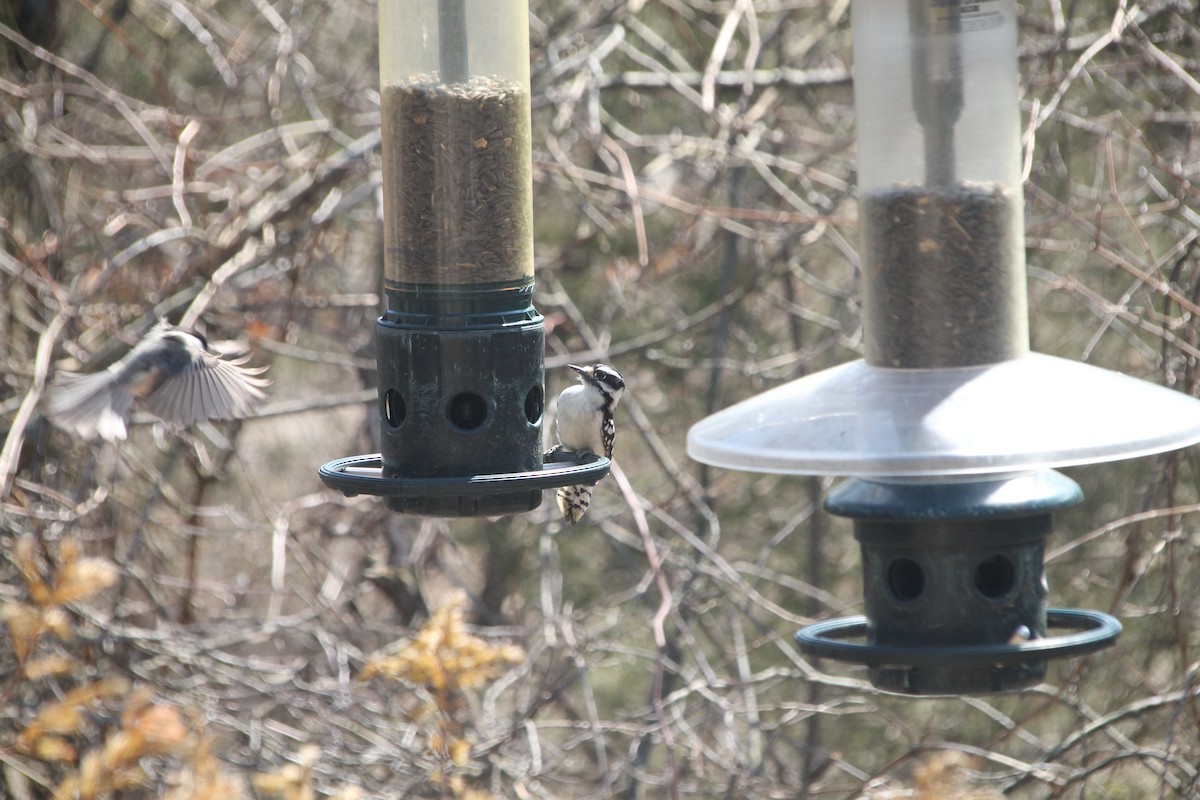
top-left (556, 484), bottom-right (593, 525)
top-left (45, 371), bottom-right (133, 441)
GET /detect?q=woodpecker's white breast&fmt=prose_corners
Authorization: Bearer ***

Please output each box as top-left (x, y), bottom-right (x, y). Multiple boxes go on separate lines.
top-left (555, 383), bottom-right (607, 455)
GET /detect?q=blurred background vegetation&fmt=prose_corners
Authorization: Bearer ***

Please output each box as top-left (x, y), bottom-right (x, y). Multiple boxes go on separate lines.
top-left (3, 0), bottom-right (1200, 797)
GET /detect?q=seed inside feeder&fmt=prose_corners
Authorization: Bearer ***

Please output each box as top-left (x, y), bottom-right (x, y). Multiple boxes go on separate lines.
top-left (381, 76), bottom-right (533, 286)
top-left (860, 182), bottom-right (1027, 369)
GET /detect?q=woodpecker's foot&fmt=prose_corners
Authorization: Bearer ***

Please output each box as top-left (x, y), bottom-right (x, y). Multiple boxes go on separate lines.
top-left (544, 446), bottom-right (598, 464)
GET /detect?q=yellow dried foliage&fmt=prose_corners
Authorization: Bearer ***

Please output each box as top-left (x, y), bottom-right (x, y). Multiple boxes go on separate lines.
top-left (4, 537), bottom-right (355, 800)
top-left (5, 536), bottom-right (118, 673)
top-left (360, 591), bottom-right (524, 695)
top-left (251, 762), bottom-right (360, 800)
top-left (6, 539), bottom-right (183, 798)
top-left (21, 700), bottom-right (83, 742)
top-left (47, 692), bottom-right (191, 800)
top-left (22, 654), bottom-right (77, 680)
top-left (118, 691), bottom-right (190, 757)
top-left (161, 725), bottom-right (248, 800)
top-left (253, 744), bottom-right (324, 800)
top-left (4, 602), bottom-right (46, 663)
top-left (360, 593), bottom-right (519, 800)
top-left (32, 735), bottom-right (77, 763)
top-left (449, 736), bottom-right (472, 767)
top-left (17, 679), bottom-right (130, 755)
top-left (427, 730), bottom-right (473, 767)
top-left (39, 606), bottom-right (73, 641)
top-left (51, 556), bottom-right (120, 606)
top-left (13, 537), bottom-right (116, 609)
top-left (434, 773), bottom-right (495, 800)
top-left (14, 535), bottom-right (52, 606)
top-left (3, 602), bottom-right (73, 663)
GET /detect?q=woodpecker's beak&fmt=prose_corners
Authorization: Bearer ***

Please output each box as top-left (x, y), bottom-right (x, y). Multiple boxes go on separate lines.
top-left (568, 364), bottom-right (586, 374)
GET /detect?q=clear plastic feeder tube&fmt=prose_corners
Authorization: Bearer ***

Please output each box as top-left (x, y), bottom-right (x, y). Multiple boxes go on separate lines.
top-left (379, 0), bottom-right (534, 296)
top-left (371, 0), bottom-right (546, 515)
top-left (854, 0), bottom-right (1026, 368)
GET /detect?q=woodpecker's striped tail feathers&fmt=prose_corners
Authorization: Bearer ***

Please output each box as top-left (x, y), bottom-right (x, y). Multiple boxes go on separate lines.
top-left (556, 484), bottom-right (593, 526)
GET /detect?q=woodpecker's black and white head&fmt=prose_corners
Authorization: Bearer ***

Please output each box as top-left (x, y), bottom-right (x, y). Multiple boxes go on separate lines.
top-left (570, 363), bottom-right (625, 406)
top-left (45, 319), bottom-right (270, 441)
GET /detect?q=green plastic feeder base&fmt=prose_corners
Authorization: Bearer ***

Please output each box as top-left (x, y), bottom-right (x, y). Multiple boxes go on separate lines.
top-left (799, 471), bottom-right (1121, 695)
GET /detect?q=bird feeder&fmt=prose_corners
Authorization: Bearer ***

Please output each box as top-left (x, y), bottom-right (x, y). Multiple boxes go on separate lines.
top-left (320, 0), bottom-right (609, 516)
top-left (688, 0), bottom-right (1200, 694)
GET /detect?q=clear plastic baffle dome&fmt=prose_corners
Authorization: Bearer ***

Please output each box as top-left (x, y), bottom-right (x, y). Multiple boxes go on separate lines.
top-left (687, 0), bottom-right (1200, 477)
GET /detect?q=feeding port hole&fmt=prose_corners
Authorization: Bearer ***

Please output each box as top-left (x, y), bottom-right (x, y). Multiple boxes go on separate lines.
top-left (975, 554), bottom-right (1016, 600)
top-left (887, 558), bottom-right (925, 602)
top-left (524, 384), bottom-right (543, 425)
top-left (884, 554), bottom-right (1018, 604)
top-left (383, 389), bottom-right (406, 428)
top-left (447, 392), bottom-right (488, 431)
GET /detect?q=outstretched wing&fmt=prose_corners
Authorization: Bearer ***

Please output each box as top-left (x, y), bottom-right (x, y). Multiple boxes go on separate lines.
top-left (142, 351), bottom-right (270, 425)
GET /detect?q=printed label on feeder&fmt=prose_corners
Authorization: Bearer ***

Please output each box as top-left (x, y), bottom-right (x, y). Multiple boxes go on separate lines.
top-left (925, 0), bottom-right (1006, 34)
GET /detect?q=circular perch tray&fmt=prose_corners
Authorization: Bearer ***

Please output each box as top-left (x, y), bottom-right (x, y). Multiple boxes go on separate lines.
top-left (795, 608), bottom-right (1121, 667)
top-left (318, 451), bottom-right (611, 499)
